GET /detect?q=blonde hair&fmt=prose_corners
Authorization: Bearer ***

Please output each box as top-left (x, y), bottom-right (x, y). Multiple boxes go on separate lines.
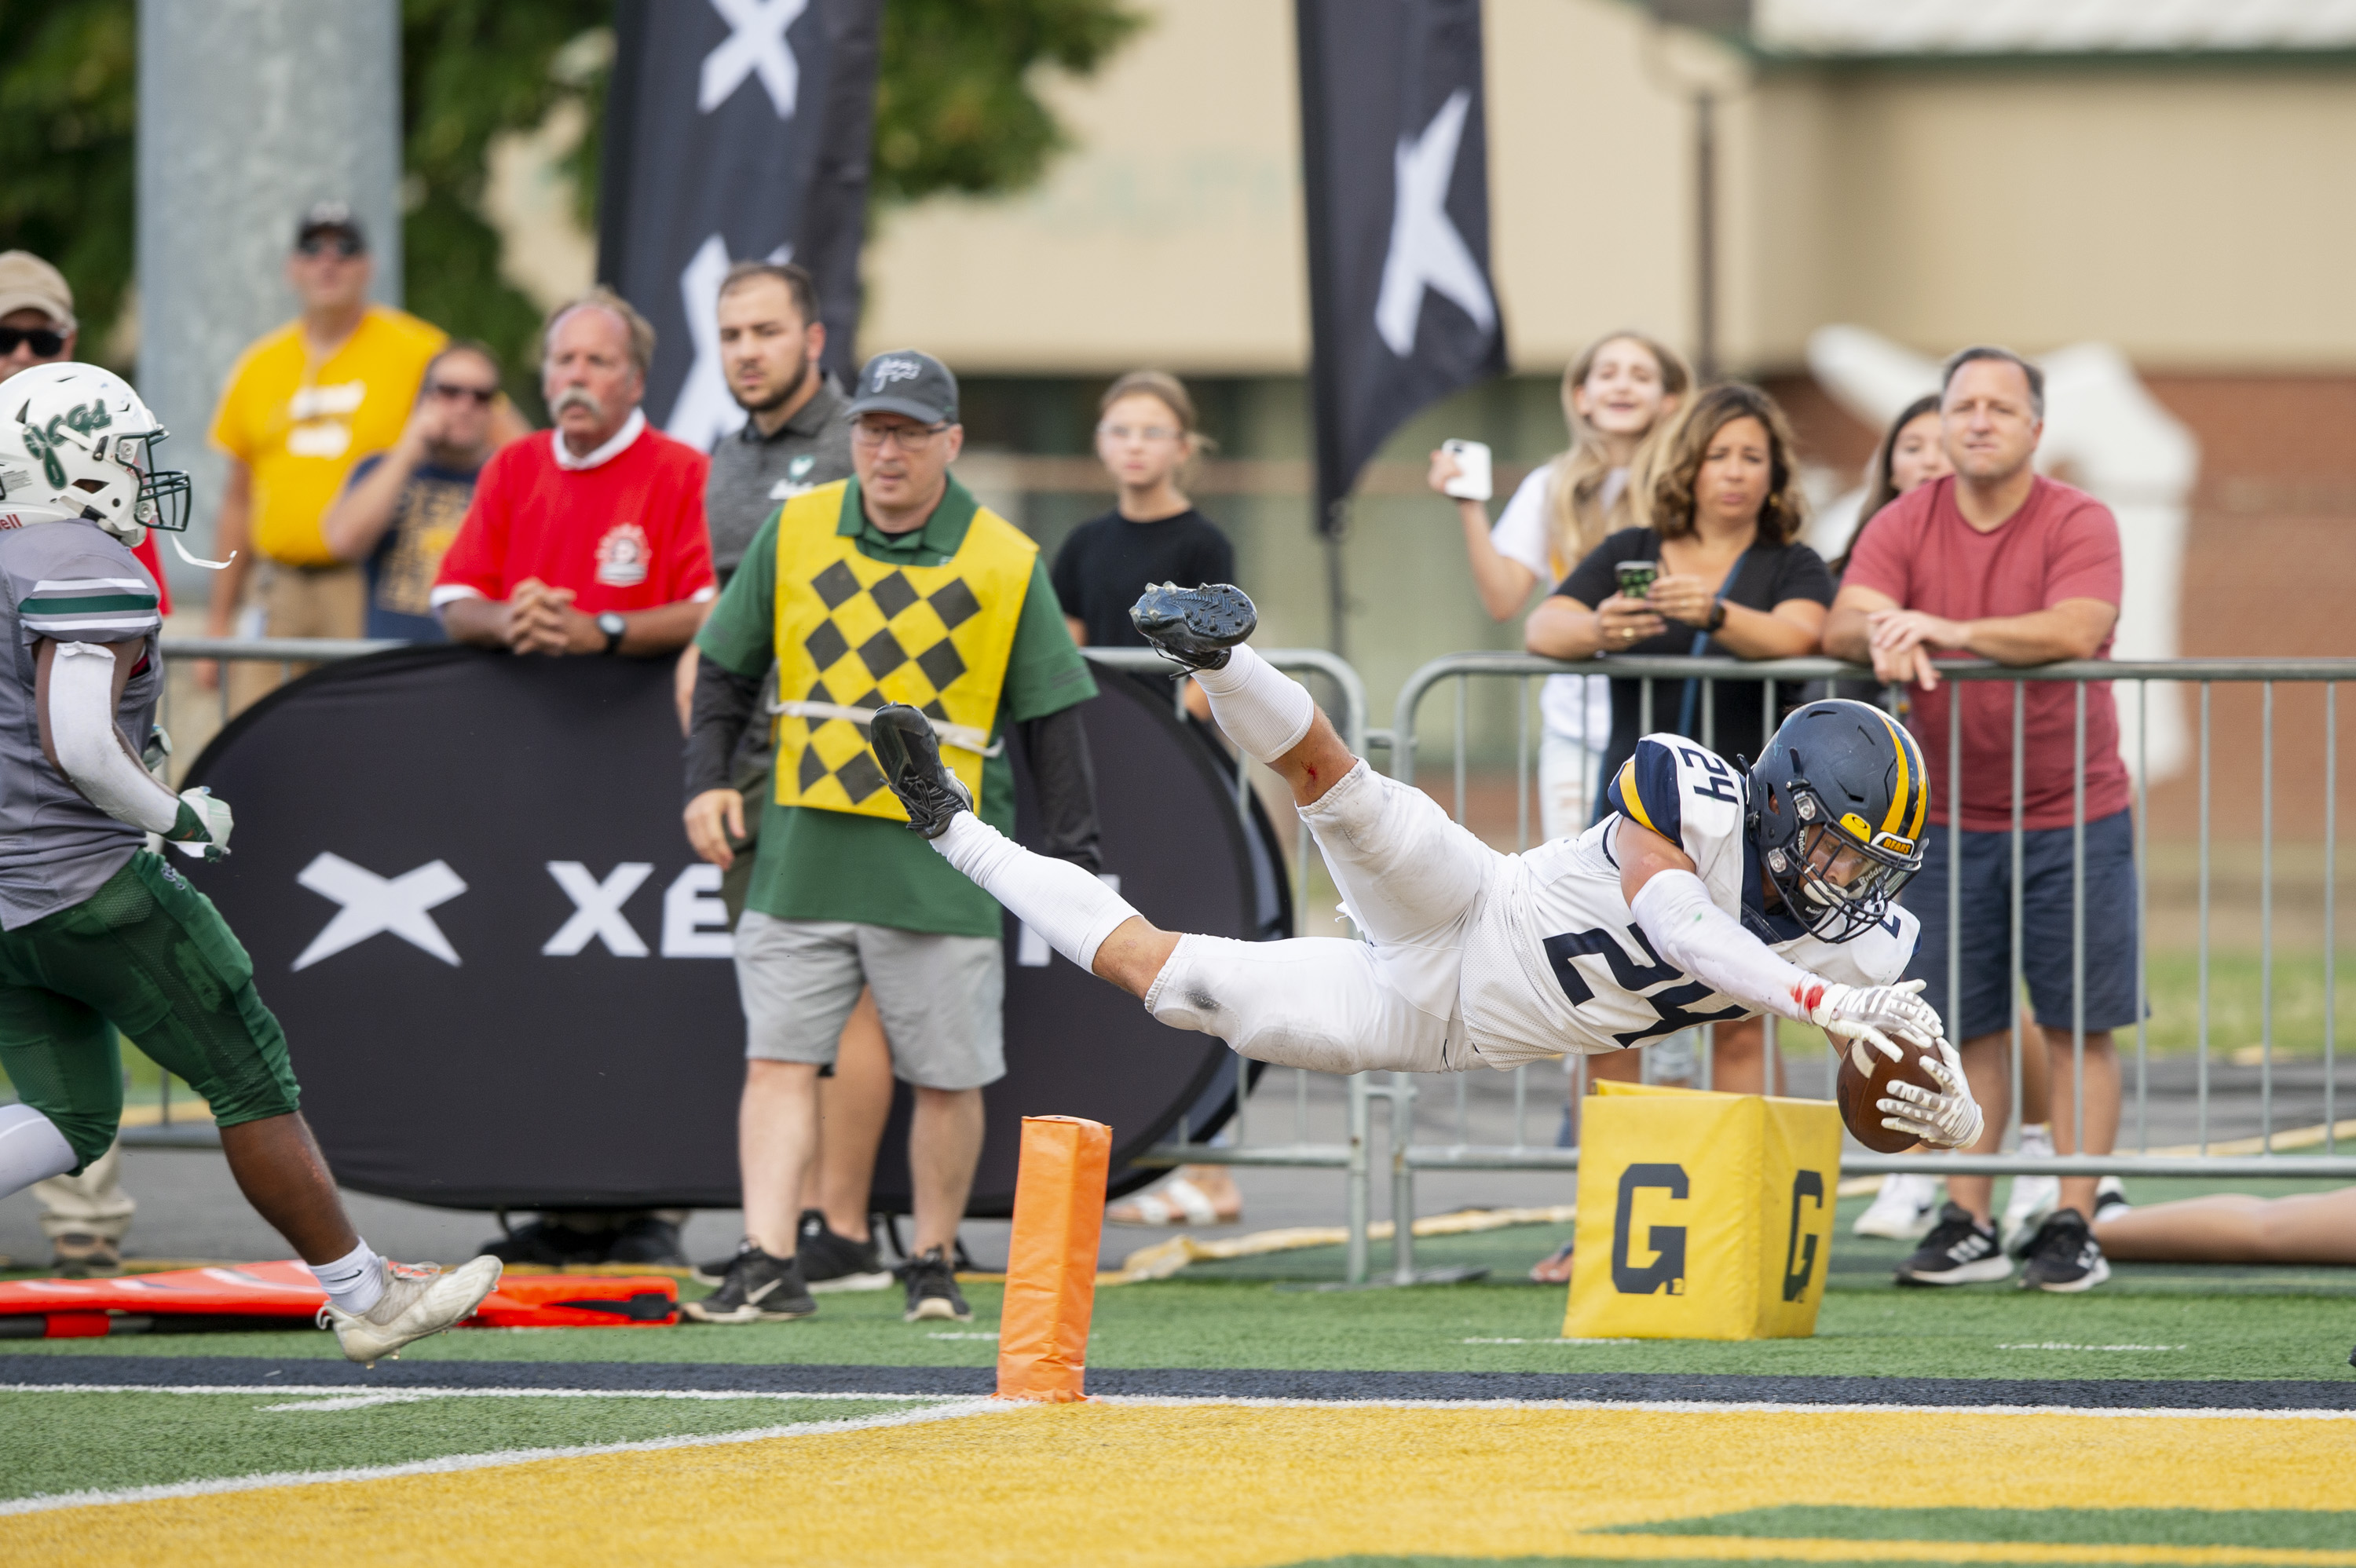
top-left (1635, 382), bottom-right (1809, 546)
top-left (1099, 369), bottom-right (1214, 482)
top-left (1544, 331), bottom-right (1692, 572)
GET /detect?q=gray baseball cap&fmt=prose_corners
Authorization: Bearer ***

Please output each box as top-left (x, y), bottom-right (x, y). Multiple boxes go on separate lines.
top-left (845, 349), bottom-right (958, 426)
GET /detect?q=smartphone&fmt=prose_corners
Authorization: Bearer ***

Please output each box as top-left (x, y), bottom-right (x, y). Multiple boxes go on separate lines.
top-left (1615, 561), bottom-right (1659, 600)
top-left (1440, 438), bottom-right (1492, 502)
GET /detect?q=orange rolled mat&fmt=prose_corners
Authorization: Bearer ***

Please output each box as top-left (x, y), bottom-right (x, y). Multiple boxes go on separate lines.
top-left (995, 1114), bottom-right (1112, 1402)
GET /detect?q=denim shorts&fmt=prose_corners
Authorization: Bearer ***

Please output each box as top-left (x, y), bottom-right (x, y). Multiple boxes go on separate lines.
top-left (1900, 809), bottom-right (2142, 1043)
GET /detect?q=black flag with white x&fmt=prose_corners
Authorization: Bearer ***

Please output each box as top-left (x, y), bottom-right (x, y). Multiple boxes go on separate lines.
top-left (597, 0), bottom-right (881, 453)
top-left (1297, 0), bottom-right (1507, 535)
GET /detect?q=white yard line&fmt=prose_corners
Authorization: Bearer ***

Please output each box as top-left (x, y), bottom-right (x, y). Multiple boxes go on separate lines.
top-left (0, 1395), bottom-right (1011, 1518)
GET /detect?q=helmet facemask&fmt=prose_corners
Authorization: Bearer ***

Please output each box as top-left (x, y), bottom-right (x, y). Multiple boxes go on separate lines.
top-left (109, 426), bottom-right (192, 533)
top-left (1762, 783), bottom-right (1923, 942)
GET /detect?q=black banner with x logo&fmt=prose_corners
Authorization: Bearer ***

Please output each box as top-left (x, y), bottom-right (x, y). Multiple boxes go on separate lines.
top-left (597, 0), bottom-right (882, 455)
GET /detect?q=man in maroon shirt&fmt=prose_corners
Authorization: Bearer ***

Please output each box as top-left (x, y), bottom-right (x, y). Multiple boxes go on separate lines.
top-left (1826, 345), bottom-right (2131, 1294)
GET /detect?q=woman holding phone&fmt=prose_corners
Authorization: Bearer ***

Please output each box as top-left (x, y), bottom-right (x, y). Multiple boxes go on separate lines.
top-left (1425, 331), bottom-right (1690, 840)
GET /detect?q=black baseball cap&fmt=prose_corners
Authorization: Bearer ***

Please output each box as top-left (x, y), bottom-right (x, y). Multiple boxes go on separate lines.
top-left (295, 201), bottom-right (368, 252)
top-left (845, 350), bottom-right (958, 426)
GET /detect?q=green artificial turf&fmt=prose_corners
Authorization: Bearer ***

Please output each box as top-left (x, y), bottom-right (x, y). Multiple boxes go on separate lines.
top-left (0, 1391), bottom-right (937, 1503)
top-left (1613, 1504), bottom-right (2356, 1549)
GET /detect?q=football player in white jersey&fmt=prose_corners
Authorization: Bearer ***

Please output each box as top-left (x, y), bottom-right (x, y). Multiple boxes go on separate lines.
top-left (869, 583), bottom-right (1981, 1151)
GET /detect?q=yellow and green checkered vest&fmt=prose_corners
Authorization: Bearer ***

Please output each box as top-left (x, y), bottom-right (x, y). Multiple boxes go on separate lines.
top-left (770, 481), bottom-right (1036, 821)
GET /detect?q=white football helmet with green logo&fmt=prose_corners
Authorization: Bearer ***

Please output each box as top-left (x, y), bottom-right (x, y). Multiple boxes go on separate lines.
top-left (0, 362), bottom-right (192, 545)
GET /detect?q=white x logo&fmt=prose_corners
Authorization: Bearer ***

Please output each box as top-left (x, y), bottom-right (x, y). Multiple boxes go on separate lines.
top-left (542, 862), bottom-right (654, 957)
top-left (701, 0), bottom-right (807, 118)
top-left (1373, 89), bottom-right (1498, 359)
top-left (293, 853), bottom-right (467, 971)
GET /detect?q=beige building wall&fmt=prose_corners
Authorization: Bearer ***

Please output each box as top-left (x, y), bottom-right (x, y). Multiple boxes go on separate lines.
top-left (862, 2), bottom-right (2356, 378)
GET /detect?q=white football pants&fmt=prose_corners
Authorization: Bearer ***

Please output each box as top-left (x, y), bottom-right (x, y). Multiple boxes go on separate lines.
top-left (1143, 759), bottom-right (1501, 1074)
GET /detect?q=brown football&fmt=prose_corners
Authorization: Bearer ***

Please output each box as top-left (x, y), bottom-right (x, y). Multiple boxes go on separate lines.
top-left (1835, 1034), bottom-right (1944, 1153)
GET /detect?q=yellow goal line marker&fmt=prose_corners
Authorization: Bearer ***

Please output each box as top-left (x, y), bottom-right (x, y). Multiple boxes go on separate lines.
top-left (1081, 1394), bottom-right (2356, 1422)
top-left (1551, 1532), bottom-right (2356, 1568)
top-left (0, 1395), bottom-right (1012, 1519)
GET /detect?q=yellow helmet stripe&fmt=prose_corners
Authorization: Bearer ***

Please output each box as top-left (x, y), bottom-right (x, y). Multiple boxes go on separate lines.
top-left (1874, 710), bottom-right (1916, 836)
top-left (1615, 760), bottom-right (1658, 834)
top-left (1905, 725), bottom-right (1928, 839)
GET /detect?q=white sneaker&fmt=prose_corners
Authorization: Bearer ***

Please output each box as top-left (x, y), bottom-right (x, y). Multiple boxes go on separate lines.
top-left (320, 1255), bottom-right (503, 1365)
top-left (2000, 1125), bottom-right (2059, 1255)
top-left (1853, 1171), bottom-right (1942, 1240)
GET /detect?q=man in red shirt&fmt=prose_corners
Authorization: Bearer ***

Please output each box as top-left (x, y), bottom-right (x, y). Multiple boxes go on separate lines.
top-left (1827, 345), bottom-right (2131, 1294)
top-left (434, 288), bottom-right (713, 656)
top-left (430, 287), bottom-right (712, 1267)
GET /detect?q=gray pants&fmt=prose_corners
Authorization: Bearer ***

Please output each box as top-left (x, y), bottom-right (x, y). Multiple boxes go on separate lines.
top-left (35, 1139), bottom-right (133, 1242)
top-left (733, 912), bottom-right (1006, 1091)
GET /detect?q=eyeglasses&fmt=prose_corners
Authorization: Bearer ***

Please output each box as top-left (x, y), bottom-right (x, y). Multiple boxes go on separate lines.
top-left (1096, 422), bottom-right (1180, 444)
top-left (297, 234), bottom-right (364, 259)
top-left (0, 327), bottom-right (65, 357)
top-left (851, 419), bottom-right (949, 452)
top-left (427, 382), bottom-right (498, 405)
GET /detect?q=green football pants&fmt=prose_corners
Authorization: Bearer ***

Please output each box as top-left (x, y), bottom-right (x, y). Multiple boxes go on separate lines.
top-left (0, 851), bottom-right (299, 1171)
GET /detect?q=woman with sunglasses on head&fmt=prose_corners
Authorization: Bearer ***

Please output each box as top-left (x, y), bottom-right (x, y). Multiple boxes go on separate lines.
top-left (321, 341), bottom-right (518, 640)
top-left (1428, 331), bottom-right (1691, 841)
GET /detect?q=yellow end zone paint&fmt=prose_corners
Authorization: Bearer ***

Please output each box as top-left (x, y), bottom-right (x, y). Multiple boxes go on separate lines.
top-left (4, 1402), bottom-right (2353, 1567)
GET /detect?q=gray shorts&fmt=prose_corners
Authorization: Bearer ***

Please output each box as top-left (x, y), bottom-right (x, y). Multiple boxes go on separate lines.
top-left (732, 911), bottom-right (1005, 1091)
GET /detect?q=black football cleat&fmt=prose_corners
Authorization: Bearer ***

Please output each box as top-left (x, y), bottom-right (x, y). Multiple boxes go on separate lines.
top-left (1129, 582), bottom-right (1257, 671)
top-left (869, 704), bottom-right (972, 839)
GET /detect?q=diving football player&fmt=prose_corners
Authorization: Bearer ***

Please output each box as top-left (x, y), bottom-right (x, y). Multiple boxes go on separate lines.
top-left (866, 583), bottom-right (1981, 1150)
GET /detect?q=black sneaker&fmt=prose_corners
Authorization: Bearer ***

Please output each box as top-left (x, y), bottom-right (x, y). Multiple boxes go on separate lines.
top-left (799, 1211), bottom-right (893, 1293)
top-left (1893, 1202), bottom-right (2014, 1286)
top-left (682, 1245), bottom-right (817, 1323)
top-left (869, 704), bottom-right (972, 839)
top-left (902, 1245), bottom-right (972, 1323)
top-left (605, 1215), bottom-right (689, 1267)
top-left (1129, 582), bottom-right (1256, 671)
top-left (2018, 1208), bottom-right (2111, 1292)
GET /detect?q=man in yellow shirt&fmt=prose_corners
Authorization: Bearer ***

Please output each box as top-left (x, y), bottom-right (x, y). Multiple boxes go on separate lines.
top-left (203, 203), bottom-right (446, 704)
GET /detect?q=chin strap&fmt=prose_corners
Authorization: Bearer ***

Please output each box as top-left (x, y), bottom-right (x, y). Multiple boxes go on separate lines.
top-left (168, 533), bottom-right (237, 570)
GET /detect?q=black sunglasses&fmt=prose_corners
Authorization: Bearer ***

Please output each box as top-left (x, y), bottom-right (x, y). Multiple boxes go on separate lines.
top-left (297, 234), bottom-right (364, 259)
top-left (0, 327), bottom-right (65, 356)
top-left (427, 382), bottom-right (497, 405)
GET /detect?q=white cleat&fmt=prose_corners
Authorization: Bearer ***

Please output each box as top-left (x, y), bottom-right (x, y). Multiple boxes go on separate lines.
top-left (1853, 1171), bottom-right (1942, 1241)
top-left (321, 1255), bottom-right (503, 1366)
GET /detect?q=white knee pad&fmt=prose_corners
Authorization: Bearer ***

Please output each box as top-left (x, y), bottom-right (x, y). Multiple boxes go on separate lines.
top-left (0, 1104), bottom-right (79, 1195)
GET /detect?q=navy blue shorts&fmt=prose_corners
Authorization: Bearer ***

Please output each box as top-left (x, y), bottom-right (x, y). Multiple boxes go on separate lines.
top-left (1900, 809), bottom-right (2141, 1043)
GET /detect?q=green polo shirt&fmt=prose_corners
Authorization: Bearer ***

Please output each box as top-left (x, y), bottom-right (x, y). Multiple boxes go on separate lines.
top-left (698, 473), bottom-right (1096, 936)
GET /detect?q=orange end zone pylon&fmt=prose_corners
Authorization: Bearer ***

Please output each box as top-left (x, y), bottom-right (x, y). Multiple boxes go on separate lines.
top-left (995, 1115), bottom-right (1112, 1402)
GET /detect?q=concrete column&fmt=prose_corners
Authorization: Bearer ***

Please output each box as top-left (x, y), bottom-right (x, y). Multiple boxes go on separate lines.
top-left (136, 0), bottom-right (402, 587)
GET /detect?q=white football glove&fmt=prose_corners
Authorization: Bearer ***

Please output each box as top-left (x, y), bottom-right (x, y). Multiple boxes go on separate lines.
top-left (165, 787), bottom-right (233, 862)
top-left (1876, 1036), bottom-right (1985, 1150)
top-left (1809, 978), bottom-right (1945, 1071)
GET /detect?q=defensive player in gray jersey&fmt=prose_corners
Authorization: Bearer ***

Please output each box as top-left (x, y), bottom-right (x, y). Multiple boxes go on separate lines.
top-left (0, 364), bottom-right (498, 1361)
top-left (866, 583), bottom-right (1984, 1153)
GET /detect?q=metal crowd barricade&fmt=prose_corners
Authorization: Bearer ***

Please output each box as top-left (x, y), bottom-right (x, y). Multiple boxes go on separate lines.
top-left (1084, 647), bottom-right (1394, 1283)
top-left (1382, 651), bottom-right (2356, 1281)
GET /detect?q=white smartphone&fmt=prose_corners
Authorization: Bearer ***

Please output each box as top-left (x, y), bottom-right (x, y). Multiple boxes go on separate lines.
top-left (1440, 438), bottom-right (1492, 503)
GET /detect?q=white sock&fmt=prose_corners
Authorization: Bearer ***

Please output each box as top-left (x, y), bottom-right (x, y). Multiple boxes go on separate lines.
top-left (932, 813), bottom-right (1140, 971)
top-left (310, 1238), bottom-right (388, 1316)
top-left (0, 1104), bottom-right (78, 1195)
top-left (2018, 1123), bottom-right (2054, 1157)
top-left (1190, 644), bottom-right (1315, 764)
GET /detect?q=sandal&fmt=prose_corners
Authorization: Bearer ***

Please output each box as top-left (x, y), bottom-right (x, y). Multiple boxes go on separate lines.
top-left (1528, 1237), bottom-right (1575, 1284)
top-left (1108, 1175), bottom-right (1240, 1227)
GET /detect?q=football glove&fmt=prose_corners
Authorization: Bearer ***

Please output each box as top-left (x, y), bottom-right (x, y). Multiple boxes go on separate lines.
top-left (1809, 978), bottom-right (1944, 1073)
top-left (165, 787), bottom-right (233, 861)
top-left (1876, 1037), bottom-right (1984, 1150)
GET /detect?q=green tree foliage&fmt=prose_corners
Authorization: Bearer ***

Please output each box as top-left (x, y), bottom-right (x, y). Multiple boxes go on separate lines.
top-left (0, 0), bottom-right (1140, 393)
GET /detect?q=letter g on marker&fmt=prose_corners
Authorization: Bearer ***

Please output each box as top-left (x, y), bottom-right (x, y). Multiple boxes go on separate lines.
top-left (1611, 1161), bottom-right (1688, 1296)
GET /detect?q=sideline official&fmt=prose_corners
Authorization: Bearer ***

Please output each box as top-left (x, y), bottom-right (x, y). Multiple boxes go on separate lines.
top-left (682, 351), bottom-right (1102, 1325)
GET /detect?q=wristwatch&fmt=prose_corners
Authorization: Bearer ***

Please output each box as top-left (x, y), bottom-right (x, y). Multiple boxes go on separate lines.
top-left (597, 611), bottom-right (627, 655)
top-left (1706, 599), bottom-right (1729, 634)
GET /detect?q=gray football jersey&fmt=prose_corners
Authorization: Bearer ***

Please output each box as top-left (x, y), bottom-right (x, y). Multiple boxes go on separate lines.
top-left (0, 519), bottom-right (163, 929)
